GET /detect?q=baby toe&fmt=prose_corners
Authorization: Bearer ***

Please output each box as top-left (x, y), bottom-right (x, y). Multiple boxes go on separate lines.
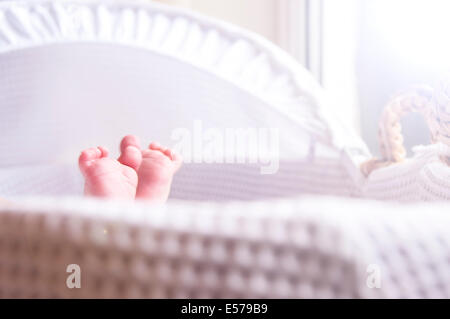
top-left (79, 147), bottom-right (102, 172)
top-left (79, 147), bottom-right (101, 162)
top-left (118, 145), bottom-right (142, 171)
top-left (98, 146), bottom-right (109, 158)
top-left (149, 142), bottom-right (175, 161)
top-left (120, 135), bottom-right (141, 153)
top-left (163, 148), bottom-right (173, 159)
top-left (149, 142), bottom-right (166, 152)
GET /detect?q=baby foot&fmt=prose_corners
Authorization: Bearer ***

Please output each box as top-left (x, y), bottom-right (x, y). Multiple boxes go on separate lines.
top-left (79, 136), bottom-right (142, 199)
top-left (136, 142), bottom-right (182, 202)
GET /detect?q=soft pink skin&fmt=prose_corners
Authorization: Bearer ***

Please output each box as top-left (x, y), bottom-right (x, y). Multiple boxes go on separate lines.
top-left (79, 135), bottom-right (182, 202)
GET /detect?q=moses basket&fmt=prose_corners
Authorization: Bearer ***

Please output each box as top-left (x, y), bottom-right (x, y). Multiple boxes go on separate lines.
top-left (0, 0), bottom-right (449, 298)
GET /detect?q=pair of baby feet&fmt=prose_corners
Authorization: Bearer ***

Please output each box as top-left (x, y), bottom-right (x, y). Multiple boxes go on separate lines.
top-left (78, 135), bottom-right (181, 202)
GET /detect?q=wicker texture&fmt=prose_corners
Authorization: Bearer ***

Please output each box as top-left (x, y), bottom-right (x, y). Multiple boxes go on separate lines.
top-left (362, 85), bottom-right (450, 175)
top-left (0, 197), bottom-right (449, 299)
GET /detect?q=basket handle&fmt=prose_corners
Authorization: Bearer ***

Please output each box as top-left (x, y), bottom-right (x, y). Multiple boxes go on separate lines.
top-left (361, 86), bottom-right (438, 176)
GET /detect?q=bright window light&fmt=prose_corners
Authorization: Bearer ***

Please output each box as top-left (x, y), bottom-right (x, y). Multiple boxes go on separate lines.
top-left (372, 0), bottom-right (450, 67)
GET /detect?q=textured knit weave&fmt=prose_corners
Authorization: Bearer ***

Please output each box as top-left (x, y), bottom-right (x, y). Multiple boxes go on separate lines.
top-left (0, 196), bottom-right (449, 299)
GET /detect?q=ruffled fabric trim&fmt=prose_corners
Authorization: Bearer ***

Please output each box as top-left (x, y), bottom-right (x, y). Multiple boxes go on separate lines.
top-left (0, 0), bottom-right (370, 158)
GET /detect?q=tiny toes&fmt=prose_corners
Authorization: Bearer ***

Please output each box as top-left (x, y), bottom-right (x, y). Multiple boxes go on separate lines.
top-left (149, 142), bottom-right (162, 151)
top-left (118, 145), bottom-right (142, 171)
top-left (121, 135), bottom-right (141, 153)
top-left (163, 149), bottom-right (173, 160)
top-left (149, 142), bottom-right (175, 159)
top-left (79, 147), bottom-right (101, 162)
top-left (148, 142), bottom-right (182, 165)
top-left (118, 135), bottom-right (143, 171)
top-left (98, 146), bottom-right (109, 158)
top-left (79, 147), bottom-right (103, 173)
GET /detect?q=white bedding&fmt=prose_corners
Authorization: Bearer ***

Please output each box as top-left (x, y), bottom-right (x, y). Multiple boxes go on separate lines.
top-left (1, 195), bottom-right (448, 298)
